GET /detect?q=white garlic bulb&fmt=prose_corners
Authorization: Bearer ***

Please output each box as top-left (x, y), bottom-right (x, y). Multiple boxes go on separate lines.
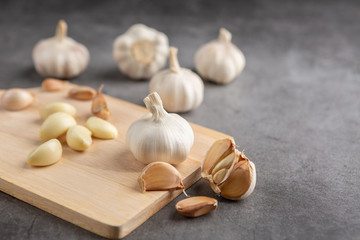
top-left (32, 20), bottom-right (89, 79)
top-left (149, 47), bottom-right (204, 113)
top-left (194, 28), bottom-right (245, 84)
top-left (113, 24), bottom-right (169, 79)
top-left (126, 92), bottom-right (194, 164)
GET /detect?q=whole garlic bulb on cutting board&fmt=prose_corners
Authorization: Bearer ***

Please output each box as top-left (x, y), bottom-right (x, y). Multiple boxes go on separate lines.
top-left (126, 92), bottom-right (194, 165)
top-left (32, 20), bottom-right (89, 79)
top-left (194, 28), bottom-right (245, 84)
top-left (113, 24), bottom-right (169, 79)
top-left (149, 47), bottom-right (204, 112)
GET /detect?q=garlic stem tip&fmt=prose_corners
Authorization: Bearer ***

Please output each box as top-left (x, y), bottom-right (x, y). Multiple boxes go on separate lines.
top-left (219, 28), bottom-right (232, 43)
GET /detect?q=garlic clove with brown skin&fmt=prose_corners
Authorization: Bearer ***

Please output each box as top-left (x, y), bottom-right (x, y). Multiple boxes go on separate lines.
top-left (201, 138), bottom-right (256, 200)
top-left (138, 162), bottom-right (185, 192)
top-left (1, 88), bottom-right (34, 111)
top-left (113, 24), bottom-right (169, 79)
top-left (149, 47), bottom-right (204, 113)
top-left (126, 92), bottom-right (194, 165)
top-left (32, 20), bottom-right (89, 79)
top-left (175, 196), bottom-right (217, 217)
top-left (91, 85), bottom-right (110, 120)
top-left (194, 28), bottom-right (245, 84)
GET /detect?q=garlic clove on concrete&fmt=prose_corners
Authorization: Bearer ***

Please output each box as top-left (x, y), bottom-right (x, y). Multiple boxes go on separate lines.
top-left (218, 151), bottom-right (256, 200)
top-left (138, 162), bottom-right (185, 192)
top-left (201, 138), bottom-right (256, 200)
top-left (27, 139), bottom-right (62, 166)
top-left (113, 24), bottom-right (169, 79)
top-left (126, 92), bottom-right (194, 165)
top-left (32, 20), bottom-right (89, 79)
top-left (175, 196), bottom-right (217, 217)
top-left (194, 28), bottom-right (245, 84)
top-left (149, 47), bottom-right (204, 113)
top-left (1, 88), bottom-right (34, 111)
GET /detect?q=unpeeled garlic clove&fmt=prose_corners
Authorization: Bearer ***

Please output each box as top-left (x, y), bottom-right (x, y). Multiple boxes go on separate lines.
top-left (39, 112), bottom-right (76, 141)
top-left (66, 125), bottom-right (92, 151)
top-left (39, 102), bottom-right (76, 120)
top-left (138, 162), bottom-right (185, 192)
top-left (68, 86), bottom-right (96, 100)
top-left (201, 138), bottom-right (256, 200)
top-left (218, 151), bottom-right (256, 200)
top-left (175, 196), bottom-right (217, 217)
top-left (85, 116), bottom-right (118, 139)
top-left (42, 78), bottom-right (67, 91)
top-left (91, 85), bottom-right (110, 120)
top-left (27, 139), bottom-right (62, 166)
top-left (1, 88), bottom-right (34, 111)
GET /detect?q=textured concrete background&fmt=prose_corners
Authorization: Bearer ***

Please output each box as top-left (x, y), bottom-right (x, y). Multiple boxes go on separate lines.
top-left (0, 0), bottom-right (359, 239)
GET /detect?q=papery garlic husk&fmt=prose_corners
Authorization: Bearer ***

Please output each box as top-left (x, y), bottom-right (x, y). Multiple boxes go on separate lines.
top-left (113, 24), bottom-right (169, 79)
top-left (201, 138), bottom-right (256, 200)
top-left (138, 162), bottom-right (185, 192)
top-left (149, 47), bottom-right (204, 113)
top-left (1, 88), bottom-right (34, 111)
top-left (126, 92), bottom-right (194, 164)
top-left (175, 196), bottom-right (217, 217)
top-left (91, 85), bottom-right (110, 120)
top-left (194, 28), bottom-right (245, 84)
top-left (32, 20), bottom-right (89, 79)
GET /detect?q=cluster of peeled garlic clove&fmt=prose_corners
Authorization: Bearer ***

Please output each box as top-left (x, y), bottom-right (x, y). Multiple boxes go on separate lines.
top-left (201, 138), bottom-right (256, 200)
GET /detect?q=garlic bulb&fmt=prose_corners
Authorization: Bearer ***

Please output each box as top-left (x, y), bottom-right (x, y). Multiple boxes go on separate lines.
top-left (126, 92), bottom-right (194, 164)
top-left (32, 20), bottom-right (89, 79)
top-left (194, 28), bottom-right (245, 84)
top-left (149, 47), bottom-right (204, 112)
top-left (113, 24), bottom-right (169, 79)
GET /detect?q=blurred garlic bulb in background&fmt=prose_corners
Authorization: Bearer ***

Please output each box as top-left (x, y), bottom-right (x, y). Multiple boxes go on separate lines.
top-left (194, 28), bottom-right (245, 84)
top-left (32, 20), bottom-right (89, 79)
top-left (113, 24), bottom-right (169, 79)
top-left (149, 47), bottom-right (204, 112)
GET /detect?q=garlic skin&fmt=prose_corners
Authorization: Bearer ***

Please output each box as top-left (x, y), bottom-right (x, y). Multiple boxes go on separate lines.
top-left (113, 24), bottom-right (169, 79)
top-left (126, 92), bottom-right (194, 164)
top-left (194, 28), bottom-right (245, 84)
top-left (1, 88), bottom-right (34, 111)
top-left (149, 47), bottom-right (204, 112)
top-left (32, 20), bottom-right (89, 79)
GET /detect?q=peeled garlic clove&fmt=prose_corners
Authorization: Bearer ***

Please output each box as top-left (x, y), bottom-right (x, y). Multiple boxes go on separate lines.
top-left (218, 151), bottom-right (256, 200)
top-left (1, 88), bottom-right (34, 111)
top-left (39, 102), bottom-right (76, 120)
top-left (42, 78), bottom-right (67, 91)
top-left (32, 20), bottom-right (89, 79)
top-left (175, 196), bottom-right (217, 217)
top-left (149, 47), bottom-right (204, 112)
top-left (27, 139), bottom-right (62, 166)
top-left (66, 125), bottom-right (92, 151)
top-left (85, 116), bottom-right (118, 139)
top-left (113, 24), bottom-right (169, 79)
top-left (68, 86), bottom-right (96, 100)
top-left (39, 112), bottom-right (76, 141)
top-left (126, 92), bottom-right (194, 164)
top-left (194, 28), bottom-right (245, 84)
top-left (138, 162), bottom-right (184, 192)
top-left (91, 85), bottom-right (110, 120)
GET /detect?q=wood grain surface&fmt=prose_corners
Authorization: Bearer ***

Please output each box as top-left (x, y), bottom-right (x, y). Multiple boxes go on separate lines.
top-left (0, 85), bottom-right (230, 239)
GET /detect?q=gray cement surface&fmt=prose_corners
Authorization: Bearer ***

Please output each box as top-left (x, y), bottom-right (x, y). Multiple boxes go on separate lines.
top-left (0, 0), bottom-right (359, 239)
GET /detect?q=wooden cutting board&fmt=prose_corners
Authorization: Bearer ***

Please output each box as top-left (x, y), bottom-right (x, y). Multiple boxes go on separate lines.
top-left (0, 85), bottom-right (230, 239)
